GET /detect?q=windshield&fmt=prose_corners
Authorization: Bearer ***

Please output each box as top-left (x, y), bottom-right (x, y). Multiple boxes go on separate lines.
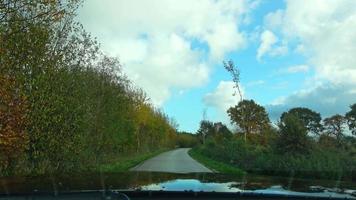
top-left (1, 0), bottom-right (355, 199)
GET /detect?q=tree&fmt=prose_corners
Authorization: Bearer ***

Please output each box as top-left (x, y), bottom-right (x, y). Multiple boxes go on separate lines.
top-left (346, 103), bottom-right (356, 136)
top-left (176, 132), bottom-right (199, 148)
top-left (280, 107), bottom-right (322, 135)
top-left (0, 75), bottom-right (29, 173)
top-left (277, 113), bottom-right (310, 154)
top-left (323, 114), bottom-right (346, 141)
top-left (0, 0), bottom-right (178, 175)
top-left (318, 134), bottom-right (338, 149)
top-left (223, 60), bottom-right (242, 102)
top-left (196, 120), bottom-right (214, 144)
top-left (213, 122), bottom-right (232, 138)
top-left (0, 0), bottom-right (79, 25)
top-left (227, 100), bottom-right (270, 141)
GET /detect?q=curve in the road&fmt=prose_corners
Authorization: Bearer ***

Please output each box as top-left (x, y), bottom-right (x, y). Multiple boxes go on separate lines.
top-left (130, 148), bottom-right (212, 173)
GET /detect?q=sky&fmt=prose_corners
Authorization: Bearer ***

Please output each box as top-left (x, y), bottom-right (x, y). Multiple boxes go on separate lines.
top-left (78, 0), bottom-right (356, 132)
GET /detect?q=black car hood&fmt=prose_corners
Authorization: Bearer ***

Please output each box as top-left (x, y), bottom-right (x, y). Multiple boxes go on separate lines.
top-left (0, 172), bottom-right (355, 199)
top-left (136, 178), bottom-right (355, 198)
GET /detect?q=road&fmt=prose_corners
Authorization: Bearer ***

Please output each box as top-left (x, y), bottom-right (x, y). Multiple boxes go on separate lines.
top-left (130, 148), bottom-right (212, 173)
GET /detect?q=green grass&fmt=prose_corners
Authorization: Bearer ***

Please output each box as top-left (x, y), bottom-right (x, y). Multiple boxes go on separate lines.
top-left (98, 149), bottom-right (169, 172)
top-left (188, 148), bottom-right (245, 176)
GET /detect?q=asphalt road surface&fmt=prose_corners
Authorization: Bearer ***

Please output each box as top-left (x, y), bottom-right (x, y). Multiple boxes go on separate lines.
top-left (130, 148), bottom-right (212, 173)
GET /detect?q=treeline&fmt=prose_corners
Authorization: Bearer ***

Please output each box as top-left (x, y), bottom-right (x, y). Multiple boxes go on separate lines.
top-left (0, 0), bottom-right (177, 176)
top-left (195, 100), bottom-right (356, 180)
top-left (176, 132), bottom-right (200, 148)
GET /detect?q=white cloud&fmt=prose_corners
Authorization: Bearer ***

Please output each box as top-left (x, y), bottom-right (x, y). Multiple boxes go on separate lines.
top-left (203, 81), bottom-right (241, 113)
top-left (125, 34), bottom-right (210, 105)
top-left (256, 30), bottom-right (287, 60)
top-left (294, 44), bottom-right (306, 54)
top-left (264, 0), bottom-right (356, 119)
top-left (257, 30), bottom-right (277, 60)
top-left (264, 9), bottom-right (283, 30)
top-left (264, 0), bottom-right (356, 85)
top-left (203, 81), bottom-right (247, 126)
top-left (78, 0), bottom-right (254, 105)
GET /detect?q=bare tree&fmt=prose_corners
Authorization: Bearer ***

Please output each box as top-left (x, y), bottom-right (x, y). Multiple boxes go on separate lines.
top-left (224, 60), bottom-right (247, 141)
top-left (223, 60), bottom-right (242, 102)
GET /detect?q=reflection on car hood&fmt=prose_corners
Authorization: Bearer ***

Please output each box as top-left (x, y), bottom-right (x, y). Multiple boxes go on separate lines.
top-left (0, 172), bottom-right (355, 199)
top-left (138, 179), bottom-right (356, 199)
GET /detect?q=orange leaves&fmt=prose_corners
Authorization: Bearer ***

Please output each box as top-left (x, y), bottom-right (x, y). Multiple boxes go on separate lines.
top-left (0, 75), bottom-right (29, 169)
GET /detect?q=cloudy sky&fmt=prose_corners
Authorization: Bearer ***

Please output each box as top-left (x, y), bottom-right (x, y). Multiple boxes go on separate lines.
top-left (78, 0), bottom-right (356, 132)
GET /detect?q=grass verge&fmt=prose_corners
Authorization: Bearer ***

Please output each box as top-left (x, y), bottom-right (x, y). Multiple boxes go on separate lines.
top-left (188, 148), bottom-right (245, 176)
top-left (99, 149), bottom-right (169, 172)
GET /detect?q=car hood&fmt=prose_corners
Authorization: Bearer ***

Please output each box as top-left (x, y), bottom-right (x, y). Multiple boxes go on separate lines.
top-left (0, 172), bottom-right (355, 199)
top-left (137, 179), bottom-right (355, 199)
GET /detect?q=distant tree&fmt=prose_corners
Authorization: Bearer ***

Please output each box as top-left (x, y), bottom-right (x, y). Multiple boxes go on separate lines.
top-left (323, 114), bottom-right (346, 141)
top-left (196, 120), bottom-right (214, 144)
top-left (196, 121), bottom-right (232, 144)
top-left (281, 107), bottom-right (322, 135)
top-left (213, 122), bottom-right (232, 135)
top-left (346, 103), bottom-right (356, 136)
top-left (227, 100), bottom-right (270, 141)
top-left (211, 122), bottom-right (233, 143)
top-left (176, 132), bottom-right (199, 148)
top-left (277, 113), bottom-right (310, 154)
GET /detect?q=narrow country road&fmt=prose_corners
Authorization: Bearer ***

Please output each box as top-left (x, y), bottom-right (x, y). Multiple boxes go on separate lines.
top-left (130, 148), bottom-right (212, 173)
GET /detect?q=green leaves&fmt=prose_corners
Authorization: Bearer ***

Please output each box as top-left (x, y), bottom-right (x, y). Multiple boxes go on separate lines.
top-left (281, 107), bottom-right (322, 135)
top-left (346, 103), bottom-right (356, 135)
top-left (0, 0), bottom-right (177, 175)
top-left (278, 113), bottom-right (310, 154)
top-left (227, 99), bottom-right (270, 136)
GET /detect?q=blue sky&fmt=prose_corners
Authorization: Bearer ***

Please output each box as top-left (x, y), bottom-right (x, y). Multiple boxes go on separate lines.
top-left (78, 0), bottom-right (356, 132)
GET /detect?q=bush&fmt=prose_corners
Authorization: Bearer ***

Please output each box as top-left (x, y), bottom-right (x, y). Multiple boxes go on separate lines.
top-left (195, 135), bottom-right (355, 180)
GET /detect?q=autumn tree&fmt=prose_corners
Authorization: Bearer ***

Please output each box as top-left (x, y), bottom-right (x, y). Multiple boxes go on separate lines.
top-left (280, 107), bottom-right (322, 135)
top-left (227, 100), bottom-right (270, 141)
top-left (0, 75), bottom-right (29, 174)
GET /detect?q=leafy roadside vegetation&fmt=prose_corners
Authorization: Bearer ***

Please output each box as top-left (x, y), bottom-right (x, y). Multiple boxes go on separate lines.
top-left (195, 135), bottom-right (355, 180)
top-left (99, 149), bottom-right (168, 173)
top-left (188, 148), bottom-right (245, 176)
top-left (193, 61), bottom-right (356, 181)
top-left (0, 1), bottom-right (178, 176)
top-left (176, 132), bottom-right (200, 148)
